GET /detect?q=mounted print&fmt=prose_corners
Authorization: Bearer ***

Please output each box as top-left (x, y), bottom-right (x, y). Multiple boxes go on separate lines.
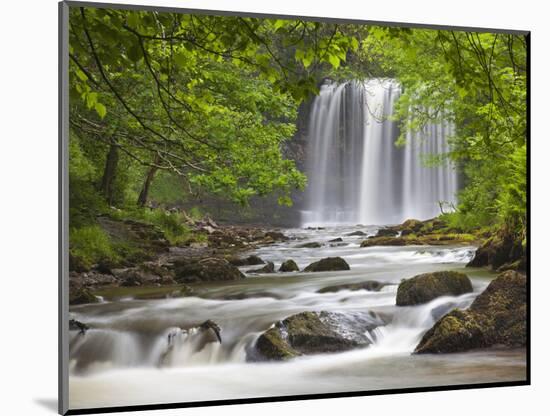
top-left (59, 1), bottom-right (529, 414)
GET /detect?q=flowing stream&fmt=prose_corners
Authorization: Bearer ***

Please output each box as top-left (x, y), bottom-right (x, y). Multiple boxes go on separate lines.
top-left (69, 226), bottom-right (526, 409)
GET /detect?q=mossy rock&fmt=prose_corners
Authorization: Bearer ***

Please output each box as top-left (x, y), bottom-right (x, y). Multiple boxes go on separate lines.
top-left (467, 231), bottom-right (525, 270)
top-left (415, 309), bottom-right (490, 353)
top-left (374, 227), bottom-right (399, 237)
top-left (361, 237), bottom-right (417, 247)
top-left (69, 288), bottom-right (99, 305)
top-left (249, 261), bottom-right (275, 274)
top-left (253, 311), bottom-right (381, 361)
top-left (279, 259), bottom-right (299, 272)
top-left (400, 219), bottom-right (423, 232)
top-left (415, 271), bottom-right (526, 353)
top-left (396, 271), bottom-right (473, 306)
top-left (174, 257), bottom-right (245, 283)
top-left (303, 257), bottom-right (350, 272)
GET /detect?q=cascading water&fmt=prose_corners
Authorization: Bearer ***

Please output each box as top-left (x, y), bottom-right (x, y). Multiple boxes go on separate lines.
top-left (302, 79), bottom-right (458, 226)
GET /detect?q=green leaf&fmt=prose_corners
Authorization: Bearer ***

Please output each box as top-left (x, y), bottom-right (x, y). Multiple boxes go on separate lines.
top-left (273, 19), bottom-right (286, 30)
top-left (328, 54), bottom-right (340, 69)
top-left (127, 43), bottom-right (142, 62)
top-left (94, 102), bottom-right (107, 119)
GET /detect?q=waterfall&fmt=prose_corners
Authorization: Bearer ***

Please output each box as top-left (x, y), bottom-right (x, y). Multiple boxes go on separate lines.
top-left (302, 79), bottom-right (458, 226)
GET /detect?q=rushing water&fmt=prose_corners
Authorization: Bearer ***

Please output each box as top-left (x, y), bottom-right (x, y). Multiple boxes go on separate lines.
top-left (69, 226), bottom-right (526, 410)
top-left (302, 80), bottom-right (458, 226)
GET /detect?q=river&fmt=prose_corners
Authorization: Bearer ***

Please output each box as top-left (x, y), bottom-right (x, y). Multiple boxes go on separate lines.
top-left (68, 225), bottom-right (526, 409)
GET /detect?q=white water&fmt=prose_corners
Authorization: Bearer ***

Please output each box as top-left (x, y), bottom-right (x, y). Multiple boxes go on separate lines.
top-left (69, 226), bottom-right (525, 410)
top-left (302, 79), bottom-right (458, 226)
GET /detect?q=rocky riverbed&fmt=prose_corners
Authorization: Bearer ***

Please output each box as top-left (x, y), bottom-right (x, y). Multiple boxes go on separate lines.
top-left (68, 218), bottom-right (527, 410)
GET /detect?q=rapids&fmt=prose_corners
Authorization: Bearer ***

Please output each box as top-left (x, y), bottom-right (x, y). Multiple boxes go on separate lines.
top-left (69, 226), bottom-right (526, 409)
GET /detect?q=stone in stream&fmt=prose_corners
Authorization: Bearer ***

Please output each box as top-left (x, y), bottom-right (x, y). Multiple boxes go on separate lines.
top-left (248, 261), bottom-right (275, 274)
top-left (251, 311), bottom-right (385, 361)
top-left (374, 227), bottom-right (399, 237)
top-left (296, 241), bottom-right (323, 248)
top-left (303, 257), bottom-right (350, 272)
top-left (264, 231), bottom-right (289, 241)
top-left (345, 231), bottom-right (366, 237)
top-left (279, 259), bottom-right (299, 272)
top-left (69, 319), bottom-right (89, 334)
top-left (173, 257), bottom-right (245, 283)
top-left (318, 280), bottom-right (387, 293)
top-left (415, 271), bottom-right (527, 354)
top-left (396, 271), bottom-right (473, 306)
top-left (69, 288), bottom-right (100, 305)
top-left (227, 255), bottom-right (265, 267)
top-left (328, 237), bottom-right (343, 243)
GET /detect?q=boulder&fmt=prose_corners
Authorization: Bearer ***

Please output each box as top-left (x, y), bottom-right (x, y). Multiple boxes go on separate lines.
top-left (328, 237), bottom-right (343, 243)
top-left (467, 232), bottom-right (525, 271)
top-left (318, 280), bottom-right (387, 293)
top-left (296, 241), bottom-right (322, 248)
top-left (415, 271), bottom-right (526, 353)
top-left (228, 255), bottom-right (265, 267)
top-left (69, 288), bottom-right (99, 305)
top-left (264, 231), bottom-right (288, 241)
top-left (396, 271), bottom-right (473, 306)
top-left (249, 261), bottom-right (275, 274)
top-left (253, 311), bottom-right (383, 360)
top-left (174, 257), bottom-right (245, 283)
top-left (279, 259), bottom-right (299, 272)
top-left (374, 227), bottom-right (399, 237)
top-left (400, 219), bottom-right (423, 232)
top-left (303, 257), bottom-right (350, 272)
top-left (346, 231), bottom-right (366, 237)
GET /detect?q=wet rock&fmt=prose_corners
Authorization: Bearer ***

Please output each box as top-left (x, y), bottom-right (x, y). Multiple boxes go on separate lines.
top-left (318, 280), bottom-right (387, 293)
top-left (396, 271), bottom-right (473, 306)
top-left (279, 259), bottom-right (299, 272)
top-left (374, 227), bottom-right (399, 237)
top-left (296, 241), bottom-right (322, 248)
top-left (400, 219), bottom-right (423, 232)
top-left (249, 261), bottom-right (275, 274)
top-left (69, 319), bottom-right (89, 334)
top-left (174, 257), bottom-right (245, 283)
top-left (69, 271), bottom-right (118, 288)
top-left (346, 230), bottom-right (367, 237)
top-left (228, 255), bottom-right (265, 267)
top-left (328, 237), bottom-right (343, 243)
top-left (69, 288), bottom-right (99, 305)
top-left (253, 311), bottom-right (384, 360)
top-left (113, 267), bottom-right (163, 287)
top-left (361, 237), bottom-right (416, 247)
top-left (264, 231), bottom-right (289, 241)
top-left (303, 257), bottom-right (350, 272)
top-left (415, 271), bottom-right (526, 353)
top-left (198, 319), bottom-right (222, 343)
top-left (467, 232), bottom-right (525, 271)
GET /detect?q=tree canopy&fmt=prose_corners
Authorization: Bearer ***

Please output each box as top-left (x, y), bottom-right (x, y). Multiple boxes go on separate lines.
top-left (68, 5), bottom-right (527, 247)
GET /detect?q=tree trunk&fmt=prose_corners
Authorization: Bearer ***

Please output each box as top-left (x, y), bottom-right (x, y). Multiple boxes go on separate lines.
top-left (137, 164), bottom-right (159, 207)
top-left (99, 140), bottom-right (119, 206)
